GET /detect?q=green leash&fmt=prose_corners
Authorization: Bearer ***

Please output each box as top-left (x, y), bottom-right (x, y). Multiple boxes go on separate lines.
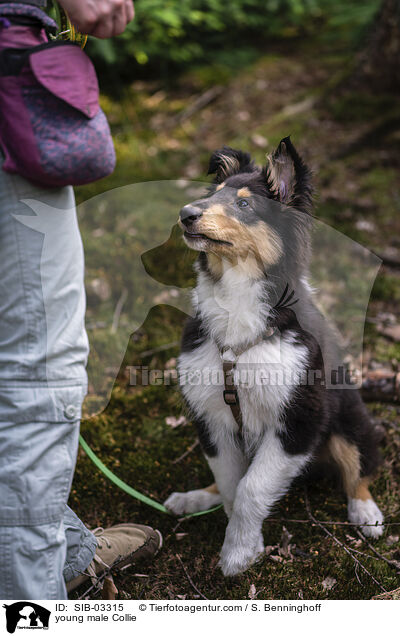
top-left (79, 435), bottom-right (222, 519)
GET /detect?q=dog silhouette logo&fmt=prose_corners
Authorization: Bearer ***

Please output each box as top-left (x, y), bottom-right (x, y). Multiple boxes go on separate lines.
top-left (3, 603), bottom-right (50, 634)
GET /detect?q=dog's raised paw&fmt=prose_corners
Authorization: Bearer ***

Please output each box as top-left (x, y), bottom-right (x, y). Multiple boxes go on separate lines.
top-left (164, 488), bottom-right (222, 516)
top-left (348, 498), bottom-right (384, 539)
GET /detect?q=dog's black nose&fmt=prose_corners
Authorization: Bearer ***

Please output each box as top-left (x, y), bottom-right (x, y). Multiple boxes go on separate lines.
top-left (179, 204), bottom-right (203, 227)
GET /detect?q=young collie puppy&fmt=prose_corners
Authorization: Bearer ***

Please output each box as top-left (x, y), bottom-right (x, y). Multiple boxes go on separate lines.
top-left (164, 137), bottom-right (384, 576)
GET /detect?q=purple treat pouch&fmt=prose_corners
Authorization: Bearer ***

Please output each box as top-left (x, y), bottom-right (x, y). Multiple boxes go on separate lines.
top-left (0, 40), bottom-right (116, 186)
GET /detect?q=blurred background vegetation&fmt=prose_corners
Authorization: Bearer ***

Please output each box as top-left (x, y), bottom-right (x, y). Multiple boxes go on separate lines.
top-left (88, 0), bottom-right (381, 80)
top-left (64, 0), bottom-right (400, 600)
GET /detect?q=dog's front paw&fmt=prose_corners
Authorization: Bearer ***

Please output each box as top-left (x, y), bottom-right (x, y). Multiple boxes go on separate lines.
top-left (218, 533), bottom-right (264, 577)
top-left (164, 488), bottom-right (221, 516)
top-left (348, 498), bottom-right (384, 539)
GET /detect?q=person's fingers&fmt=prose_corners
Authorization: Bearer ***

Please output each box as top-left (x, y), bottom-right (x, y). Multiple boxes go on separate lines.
top-left (89, 1), bottom-right (132, 38)
top-left (111, 2), bottom-right (128, 36)
top-left (88, 19), bottom-right (112, 39)
top-left (62, 0), bottom-right (134, 38)
top-left (66, 13), bottom-right (95, 35)
top-left (125, 0), bottom-right (134, 24)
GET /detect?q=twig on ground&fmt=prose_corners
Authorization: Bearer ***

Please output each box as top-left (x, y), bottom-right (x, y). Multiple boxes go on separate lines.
top-left (111, 288), bottom-right (128, 334)
top-left (332, 116), bottom-right (400, 160)
top-left (362, 369), bottom-right (400, 403)
top-left (379, 252), bottom-right (400, 270)
top-left (172, 519), bottom-right (184, 533)
top-left (174, 513), bottom-right (399, 528)
top-left (355, 529), bottom-right (400, 573)
top-left (354, 563), bottom-right (363, 587)
top-left (138, 341), bottom-right (179, 358)
top-left (345, 544), bottom-right (385, 562)
top-left (262, 517), bottom-right (399, 527)
top-left (173, 440), bottom-right (200, 464)
top-left (175, 553), bottom-right (209, 600)
top-left (175, 86), bottom-right (223, 124)
top-left (304, 488), bottom-right (387, 593)
top-left (372, 587), bottom-right (400, 600)
top-left (76, 555), bottom-right (125, 599)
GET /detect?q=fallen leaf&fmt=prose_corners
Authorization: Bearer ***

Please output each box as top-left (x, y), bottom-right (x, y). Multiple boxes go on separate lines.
top-left (165, 415), bottom-right (187, 428)
top-left (378, 324), bottom-right (400, 342)
top-left (279, 526), bottom-right (295, 560)
top-left (264, 545), bottom-right (278, 556)
top-left (386, 535), bottom-right (399, 546)
top-left (376, 311), bottom-right (397, 325)
top-left (372, 587), bottom-right (400, 600)
top-left (248, 584), bottom-right (257, 600)
top-left (346, 534), bottom-right (363, 548)
top-left (153, 289), bottom-right (180, 304)
top-left (251, 133), bottom-right (268, 148)
top-left (87, 277), bottom-right (111, 302)
top-left (270, 555), bottom-right (284, 563)
top-left (322, 576), bottom-right (337, 591)
top-left (355, 219), bottom-right (376, 233)
top-left (102, 575), bottom-right (118, 599)
top-left (165, 357), bottom-right (177, 369)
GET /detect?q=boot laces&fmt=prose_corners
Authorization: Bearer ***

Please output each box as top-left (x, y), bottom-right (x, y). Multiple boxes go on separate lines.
top-left (93, 527), bottom-right (112, 550)
top-left (85, 528), bottom-right (115, 589)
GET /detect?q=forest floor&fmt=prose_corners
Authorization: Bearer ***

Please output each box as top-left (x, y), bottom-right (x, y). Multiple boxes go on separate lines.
top-left (69, 35), bottom-right (400, 600)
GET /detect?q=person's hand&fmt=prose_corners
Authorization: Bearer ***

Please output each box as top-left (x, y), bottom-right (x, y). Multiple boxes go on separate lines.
top-left (58, 0), bottom-right (134, 39)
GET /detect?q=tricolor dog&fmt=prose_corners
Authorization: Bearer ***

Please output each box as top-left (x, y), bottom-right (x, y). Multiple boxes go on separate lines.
top-left (164, 138), bottom-right (384, 576)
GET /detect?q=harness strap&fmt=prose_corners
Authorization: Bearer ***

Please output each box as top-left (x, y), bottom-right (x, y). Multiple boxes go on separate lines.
top-left (220, 325), bottom-right (277, 436)
top-left (223, 360), bottom-right (242, 434)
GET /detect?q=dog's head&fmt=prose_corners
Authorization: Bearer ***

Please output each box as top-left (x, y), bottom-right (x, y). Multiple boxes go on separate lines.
top-left (179, 137), bottom-right (313, 280)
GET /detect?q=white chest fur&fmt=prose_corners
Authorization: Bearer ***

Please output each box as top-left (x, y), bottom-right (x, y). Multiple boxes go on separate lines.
top-left (179, 265), bottom-right (309, 449)
top-left (193, 264), bottom-right (270, 349)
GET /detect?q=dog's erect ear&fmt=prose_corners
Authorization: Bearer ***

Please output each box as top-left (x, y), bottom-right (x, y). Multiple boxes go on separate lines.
top-left (266, 137), bottom-right (312, 213)
top-left (207, 146), bottom-right (255, 184)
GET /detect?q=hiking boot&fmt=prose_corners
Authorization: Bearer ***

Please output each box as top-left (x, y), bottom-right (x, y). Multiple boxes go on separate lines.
top-left (67, 523), bottom-right (162, 593)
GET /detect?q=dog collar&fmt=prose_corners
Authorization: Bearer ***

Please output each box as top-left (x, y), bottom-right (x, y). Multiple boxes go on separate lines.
top-left (219, 325), bottom-right (277, 363)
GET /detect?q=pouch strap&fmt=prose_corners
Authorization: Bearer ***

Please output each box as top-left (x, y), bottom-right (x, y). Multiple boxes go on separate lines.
top-left (0, 1), bottom-right (47, 6)
top-left (0, 4), bottom-right (56, 33)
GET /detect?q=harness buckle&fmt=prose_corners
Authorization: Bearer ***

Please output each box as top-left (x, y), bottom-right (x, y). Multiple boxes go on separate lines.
top-left (223, 389), bottom-right (239, 406)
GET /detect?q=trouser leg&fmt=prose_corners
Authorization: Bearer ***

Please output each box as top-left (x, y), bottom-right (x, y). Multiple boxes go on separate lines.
top-left (0, 167), bottom-right (93, 599)
top-left (63, 506), bottom-right (98, 584)
top-left (0, 417), bottom-right (84, 599)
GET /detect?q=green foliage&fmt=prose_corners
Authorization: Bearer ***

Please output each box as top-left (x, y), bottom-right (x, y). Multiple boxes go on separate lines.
top-left (86, 0), bottom-right (381, 77)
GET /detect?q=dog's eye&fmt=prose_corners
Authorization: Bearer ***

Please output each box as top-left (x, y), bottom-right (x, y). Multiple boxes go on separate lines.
top-left (237, 199), bottom-right (249, 209)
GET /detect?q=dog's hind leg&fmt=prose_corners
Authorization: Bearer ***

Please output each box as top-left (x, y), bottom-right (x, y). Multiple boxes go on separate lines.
top-left (328, 434), bottom-right (384, 538)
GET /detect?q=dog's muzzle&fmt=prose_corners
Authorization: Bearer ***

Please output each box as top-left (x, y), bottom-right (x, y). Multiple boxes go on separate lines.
top-left (179, 204), bottom-right (203, 228)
